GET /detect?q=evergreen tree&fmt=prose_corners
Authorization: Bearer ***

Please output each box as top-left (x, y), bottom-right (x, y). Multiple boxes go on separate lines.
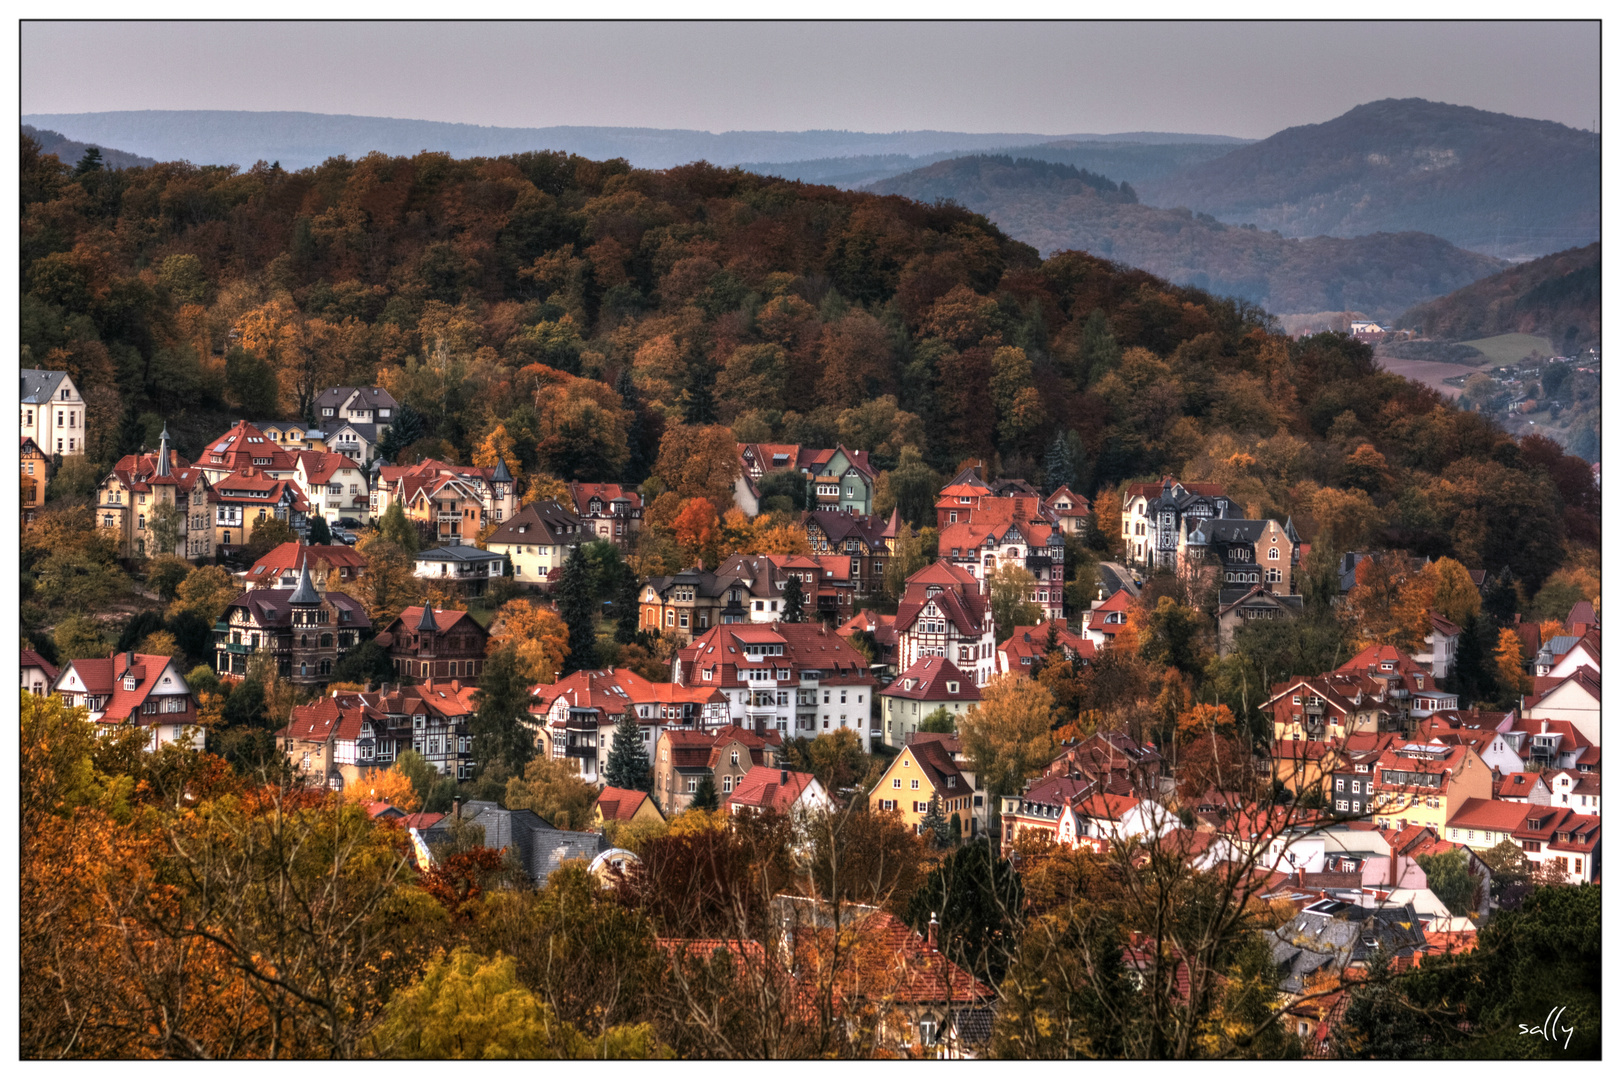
top-left (781, 574), bottom-right (807, 623)
top-left (556, 547), bottom-right (599, 673)
top-left (904, 840), bottom-right (1024, 983)
top-left (613, 569), bottom-right (641, 644)
top-left (603, 725), bottom-right (652, 792)
top-left (919, 797), bottom-right (951, 849)
top-left (470, 646), bottom-right (536, 777)
top-left (377, 402), bottom-right (429, 463)
top-left (1078, 308), bottom-right (1120, 384)
top-left (1481, 567), bottom-right (1521, 627)
top-left (74, 146), bottom-right (104, 176)
top-left (1041, 429), bottom-right (1088, 496)
top-left (378, 500), bottom-right (420, 555)
top-left (115, 404), bottom-right (146, 460)
top-left (689, 774), bottom-right (720, 811)
top-left (614, 368), bottom-right (656, 485)
top-left (308, 515), bottom-right (332, 545)
top-left (1450, 613), bottom-right (1496, 707)
top-left (680, 354), bottom-right (718, 425)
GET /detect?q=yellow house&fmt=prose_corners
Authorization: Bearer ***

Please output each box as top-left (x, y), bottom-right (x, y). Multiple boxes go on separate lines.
top-left (591, 786), bottom-right (666, 828)
top-left (871, 733), bottom-right (985, 840)
top-left (1369, 743), bottom-right (1493, 833)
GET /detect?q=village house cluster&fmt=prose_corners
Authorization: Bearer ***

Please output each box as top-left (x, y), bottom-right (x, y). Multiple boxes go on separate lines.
top-left (21, 366), bottom-right (1600, 1059)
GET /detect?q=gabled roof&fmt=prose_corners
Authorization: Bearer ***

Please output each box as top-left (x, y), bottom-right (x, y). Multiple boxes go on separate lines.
top-left (244, 543), bottom-right (367, 589)
top-left (20, 368), bottom-right (73, 403)
top-left (724, 766), bottom-right (821, 813)
top-left (999, 619), bottom-right (1095, 669)
top-left (59, 651), bottom-right (190, 724)
top-left (313, 385), bottom-right (398, 413)
top-left (293, 449), bottom-right (364, 486)
top-left (227, 587), bottom-right (370, 630)
top-left (594, 786), bottom-right (657, 822)
top-left (570, 481), bottom-right (642, 513)
top-left (22, 649), bottom-right (59, 682)
top-left (416, 544), bottom-right (504, 562)
top-left (1446, 796), bottom-right (1532, 833)
top-left (1523, 666), bottom-right (1601, 710)
top-left (486, 499), bottom-right (585, 545)
top-left (882, 657), bottom-right (981, 702)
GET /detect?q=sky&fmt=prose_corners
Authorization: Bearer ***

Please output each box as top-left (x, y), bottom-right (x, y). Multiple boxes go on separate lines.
top-left (20, 20), bottom-right (1600, 139)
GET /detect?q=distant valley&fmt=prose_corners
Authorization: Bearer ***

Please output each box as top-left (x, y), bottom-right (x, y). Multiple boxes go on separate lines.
top-left (866, 155), bottom-right (1506, 320)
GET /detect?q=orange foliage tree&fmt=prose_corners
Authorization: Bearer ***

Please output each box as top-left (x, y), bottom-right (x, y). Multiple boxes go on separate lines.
top-left (488, 599), bottom-right (571, 685)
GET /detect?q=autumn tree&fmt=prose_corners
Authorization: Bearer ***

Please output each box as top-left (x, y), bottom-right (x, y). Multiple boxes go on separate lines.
top-left (167, 564), bottom-right (241, 623)
top-left (958, 674), bottom-right (1056, 800)
top-left (989, 563), bottom-right (1042, 643)
top-left (1494, 627), bottom-right (1531, 698)
top-left (488, 599), bottom-right (570, 685)
top-left (354, 533), bottom-right (420, 625)
top-left (654, 423), bottom-right (741, 510)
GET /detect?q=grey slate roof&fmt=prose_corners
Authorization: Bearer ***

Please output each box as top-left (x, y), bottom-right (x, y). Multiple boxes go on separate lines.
top-left (314, 386), bottom-right (398, 414)
top-left (417, 544), bottom-right (504, 563)
top-left (1270, 898), bottom-right (1426, 994)
top-left (288, 560), bottom-right (322, 605)
top-left (1188, 518), bottom-right (1273, 545)
top-left (423, 803), bottom-right (607, 886)
top-left (20, 368), bottom-right (70, 404)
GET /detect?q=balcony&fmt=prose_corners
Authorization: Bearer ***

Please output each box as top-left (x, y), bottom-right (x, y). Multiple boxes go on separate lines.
top-left (437, 512), bottom-right (463, 522)
top-left (224, 642), bottom-right (254, 655)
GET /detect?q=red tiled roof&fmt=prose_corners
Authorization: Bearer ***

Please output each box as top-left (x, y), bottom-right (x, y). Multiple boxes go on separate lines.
top-left (63, 651), bottom-right (191, 724)
top-left (724, 766), bottom-right (820, 813)
top-left (883, 656), bottom-right (981, 701)
top-left (293, 449), bottom-right (363, 486)
top-left (999, 618), bottom-right (1095, 669)
top-left (244, 542), bottom-right (368, 588)
top-left (21, 649), bottom-right (58, 683)
top-left (595, 785), bottom-right (656, 821)
top-left (1446, 797), bottom-right (1532, 833)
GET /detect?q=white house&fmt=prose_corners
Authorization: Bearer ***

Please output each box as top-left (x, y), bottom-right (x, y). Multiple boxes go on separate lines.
top-left (1522, 668), bottom-right (1601, 748)
top-left (52, 650), bottom-right (203, 751)
top-left (21, 368), bottom-right (86, 457)
top-left (293, 450), bottom-right (369, 524)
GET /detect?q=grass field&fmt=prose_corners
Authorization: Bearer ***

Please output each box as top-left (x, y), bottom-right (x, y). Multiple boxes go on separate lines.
top-left (1457, 333), bottom-right (1555, 366)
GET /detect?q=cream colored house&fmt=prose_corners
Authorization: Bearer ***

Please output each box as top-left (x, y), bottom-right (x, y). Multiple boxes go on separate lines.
top-left (21, 368), bottom-right (86, 457)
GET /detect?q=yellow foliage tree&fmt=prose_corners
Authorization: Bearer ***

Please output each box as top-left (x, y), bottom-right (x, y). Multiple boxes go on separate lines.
top-left (488, 600), bottom-right (571, 686)
top-left (522, 471), bottom-right (572, 506)
top-left (473, 423), bottom-right (526, 488)
top-left (957, 673), bottom-right (1056, 796)
top-left (1176, 702), bottom-right (1238, 739)
top-left (1429, 556), bottom-right (1482, 627)
top-left (345, 763), bottom-right (421, 812)
top-left (1495, 628), bottom-right (1531, 697)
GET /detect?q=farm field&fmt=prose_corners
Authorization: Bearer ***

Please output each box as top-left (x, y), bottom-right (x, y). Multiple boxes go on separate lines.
top-left (1457, 332), bottom-right (1555, 365)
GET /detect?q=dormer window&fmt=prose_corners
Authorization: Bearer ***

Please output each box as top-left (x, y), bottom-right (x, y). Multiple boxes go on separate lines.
top-left (123, 676), bottom-right (137, 691)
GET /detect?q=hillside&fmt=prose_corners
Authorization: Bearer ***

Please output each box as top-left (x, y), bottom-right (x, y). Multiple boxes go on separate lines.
top-left (1140, 98), bottom-right (1599, 260)
top-left (867, 155), bottom-right (1505, 319)
top-left (19, 137), bottom-right (1590, 591)
top-left (1399, 242), bottom-right (1600, 351)
top-left (22, 124), bottom-right (156, 170)
top-left (20, 110), bottom-right (1240, 173)
top-left (741, 137), bottom-right (1247, 190)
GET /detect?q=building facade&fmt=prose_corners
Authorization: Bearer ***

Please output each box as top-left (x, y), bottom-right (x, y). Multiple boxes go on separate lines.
top-left (484, 499), bottom-right (587, 588)
top-left (21, 368), bottom-right (85, 457)
top-left (97, 427), bottom-right (216, 560)
top-left (214, 564), bottom-right (370, 682)
top-left (52, 650), bottom-right (202, 751)
top-left (376, 605), bottom-right (491, 686)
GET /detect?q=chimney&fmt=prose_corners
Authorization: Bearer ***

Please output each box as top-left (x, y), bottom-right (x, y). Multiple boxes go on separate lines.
top-left (927, 912), bottom-right (939, 951)
top-left (453, 796), bottom-right (464, 819)
top-left (781, 769), bottom-right (789, 785)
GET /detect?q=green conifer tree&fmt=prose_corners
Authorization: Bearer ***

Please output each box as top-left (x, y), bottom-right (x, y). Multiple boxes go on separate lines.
top-left (614, 570), bottom-right (641, 644)
top-left (470, 647), bottom-right (536, 777)
top-left (781, 573), bottom-right (807, 623)
top-left (378, 500), bottom-right (420, 555)
top-left (919, 797), bottom-right (951, 849)
top-left (308, 515), bottom-right (332, 545)
top-left (603, 725), bottom-right (652, 792)
top-left (556, 547), bottom-right (599, 673)
top-left (689, 774), bottom-right (720, 811)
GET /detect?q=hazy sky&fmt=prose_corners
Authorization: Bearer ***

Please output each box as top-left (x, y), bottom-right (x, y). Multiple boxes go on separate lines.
top-left (22, 20), bottom-right (1600, 138)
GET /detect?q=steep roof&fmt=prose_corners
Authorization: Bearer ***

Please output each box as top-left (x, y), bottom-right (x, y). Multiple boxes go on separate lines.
top-left (486, 499), bottom-right (585, 545)
top-left (226, 587), bottom-right (370, 630)
top-left (293, 449), bottom-right (364, 486)
top-left (21, 648), bottom-right (59, 682)
top-left (313, 385), bottom-right (398, 413)
top-left (20, 368), bottom-right (72, 403)
top-left (594, 786), bottom-right (657, 822)
top-left (61, 651), bottom-right (190, 724)
top-left (244, 543), bottom-right (367, 589)
top-left (724, 766), bottom-right (820, 813)
top-left (882, 657), bottom-right (981, 702)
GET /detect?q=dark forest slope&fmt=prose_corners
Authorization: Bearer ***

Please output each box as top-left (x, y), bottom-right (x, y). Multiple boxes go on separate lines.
top-left (1400, 243), bottom-right (1600, 351)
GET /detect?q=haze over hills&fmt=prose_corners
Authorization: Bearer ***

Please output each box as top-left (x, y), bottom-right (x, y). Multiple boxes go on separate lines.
top-left (867, 155), bottom-right (1506, 320)
top-left (741, 138), bottom-right (1245, 189)
top-left (22, 124), bottom-right (155, 170)
top-left (1139, 98), bottom-right (1600, 260)
top-left (18, 109), bottom-right (1246, 173)
top-left (1399, 242), bottom-right (1601, 351)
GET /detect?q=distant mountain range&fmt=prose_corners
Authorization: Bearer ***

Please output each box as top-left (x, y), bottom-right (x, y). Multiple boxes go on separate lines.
top-left (1399, 242), bottom-right (1601, 351)
top-left (22, 123), bottom-right (156, 170)
top-left (1139, 98), bottom-right (1599, 260)
top-left (867, 155), bottom-right (1506, 319)
top-left (18, 109), bottom-right (1247, 173)
top-left (741, 138), bottom-right (1243, 189)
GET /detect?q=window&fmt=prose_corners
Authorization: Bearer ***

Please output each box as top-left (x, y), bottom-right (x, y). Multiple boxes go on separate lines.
top-left (911, 779), bottom-right (920, 789)
top-left (687, 778), bottom-right (698, 793)
top-left (893, 778), bottom-right (901, 788)
top-left (722, 775), bottom-right (733, 793)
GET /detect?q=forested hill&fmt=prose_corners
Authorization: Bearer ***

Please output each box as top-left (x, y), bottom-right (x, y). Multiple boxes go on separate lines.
top-left (1399, 242), bottom-right (1601, 350)
top-left (867, 156), bottom-right (1505, 319)
top-left (20, 133), bottom-right (1593, 593)
top-left (1140, 98), bottom-right (1600, 260)
top-left (22, 124), bottom-right (155, 170)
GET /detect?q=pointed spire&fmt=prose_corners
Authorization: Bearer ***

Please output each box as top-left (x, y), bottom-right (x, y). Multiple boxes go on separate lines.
top-left (156, 422), bottom-right (172, 477)
top-left (415, 604), bottom-right (440, 633)
top-left (491, 453), bottom-right (513, 485)
top-left (289, 556), bottom-right (321, 604)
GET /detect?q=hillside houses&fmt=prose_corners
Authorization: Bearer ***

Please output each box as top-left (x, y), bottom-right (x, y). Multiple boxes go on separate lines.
top-left (484, 499), bottom-right (587, 588)
top-left (96, 426), bottom-right (215, 559)
top-left (52, 650), bottom-right (202, 751)
top-left (528, 667), bottom-right (729, 783)
top-left (21, 368), bottom-right (85, 457)
top-left (569, 481), bottom-right (643, 543)
top-left (802, 508), bottom-right (897, 597)
top-left (893, 561), bottom-right (997, 688)
top-left (214, 562), bottom-right (370, 682)
top-left (672, 621), bottom-right (878, 748)
top-left (735, 442), bottom-right (876, 516)
top-left (1121, 476), bottom-right (1231, 570)
top-left (371, 455), bottom-right (519, 544)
